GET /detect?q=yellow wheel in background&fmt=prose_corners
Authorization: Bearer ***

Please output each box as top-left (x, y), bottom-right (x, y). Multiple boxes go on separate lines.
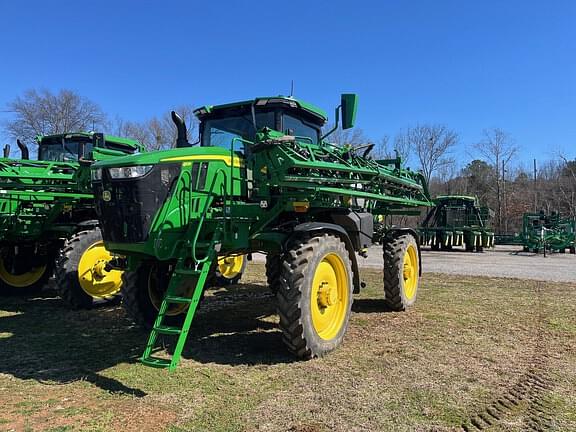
top-left (56, 228), bottom-right (122, 309)
top-left (77, 241), bottom-right (123, 298)
top-left (310, 253), bottom-right (349, 340)
top-left (0, 250), bottom-right (53, 296)
top-left (217, 255), bottom-right (245, 280)
top-left (0, 259), bottom-right (47, 288)
top-left (213, 254), bottom-right (247, 286)
top-left (383, 233), bottom-right (419, 310)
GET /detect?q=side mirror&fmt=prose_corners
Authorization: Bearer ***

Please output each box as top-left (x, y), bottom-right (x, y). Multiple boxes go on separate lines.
top-left (341, 93), bottom-right (358, 130)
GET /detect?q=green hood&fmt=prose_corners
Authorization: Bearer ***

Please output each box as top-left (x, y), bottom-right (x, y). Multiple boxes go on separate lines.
top-left (92, 146), bottom-right (240, 169)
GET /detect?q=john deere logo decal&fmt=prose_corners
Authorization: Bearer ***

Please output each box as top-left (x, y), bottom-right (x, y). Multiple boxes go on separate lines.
top-left (102, 190), bottom-right (112, 202)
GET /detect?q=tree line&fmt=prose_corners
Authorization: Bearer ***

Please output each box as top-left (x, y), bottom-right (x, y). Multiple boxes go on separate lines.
top-left (2, 88), bottom-right (574, 234)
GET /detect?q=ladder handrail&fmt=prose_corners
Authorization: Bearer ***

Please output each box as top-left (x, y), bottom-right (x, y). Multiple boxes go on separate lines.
top-left (190, 168), bottom-right (228, 264)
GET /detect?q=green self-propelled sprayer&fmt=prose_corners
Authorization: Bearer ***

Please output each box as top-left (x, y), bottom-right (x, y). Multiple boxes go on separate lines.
top-left (0, 133), bottom-right (142, 307)
top-left (92, 94), bottom-right (433, 370)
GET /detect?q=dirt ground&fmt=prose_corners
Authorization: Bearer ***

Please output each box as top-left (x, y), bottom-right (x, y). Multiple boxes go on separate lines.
top-left (0, 264), bottom-right (575, 431)
top-left (255, 245), bottom-right (576, 283)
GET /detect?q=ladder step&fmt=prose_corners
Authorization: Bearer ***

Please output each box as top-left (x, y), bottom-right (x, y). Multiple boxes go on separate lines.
top-left (165, 295), bottom-right (193, 304)
top-left (140, 356), bottom-right (172, 369)
top-left (153, 324), bottom-right (182, 335)
top-left (174, 268), bottom-right (201, 276)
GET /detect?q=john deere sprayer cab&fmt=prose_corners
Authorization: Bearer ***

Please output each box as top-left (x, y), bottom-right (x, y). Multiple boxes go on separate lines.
top-left (0, 132), bottom-right (142, 308)
top-left (419, 195), bottom-right (494, 252)
top-left (92, 94), bottom-right (432, 370)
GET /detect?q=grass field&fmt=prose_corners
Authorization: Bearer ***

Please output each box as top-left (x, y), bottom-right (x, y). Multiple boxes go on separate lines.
top-left (0, 264), bottom-right (575, 431)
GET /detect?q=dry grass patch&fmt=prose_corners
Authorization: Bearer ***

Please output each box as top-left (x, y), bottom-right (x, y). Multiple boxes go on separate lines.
top-left (0, 264), bottom-right (574, 431)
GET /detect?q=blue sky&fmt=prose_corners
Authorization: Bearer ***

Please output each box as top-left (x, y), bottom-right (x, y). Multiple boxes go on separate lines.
top-left (0, 0), bottom-right (574, 168)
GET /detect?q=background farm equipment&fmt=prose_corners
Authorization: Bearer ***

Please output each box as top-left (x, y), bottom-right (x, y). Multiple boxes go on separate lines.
top-left (496, 211), bottom-right (575, 255)
top-left (418, 195), bottom-right (494, 252)
top-left (0, 132), bottom-right (142, 307)
top-left (93, 93), bottom-right (433, 370)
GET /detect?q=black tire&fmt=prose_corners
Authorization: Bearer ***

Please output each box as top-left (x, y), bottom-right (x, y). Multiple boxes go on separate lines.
top-left (213, 255), bottom-right (246, 286)
top-left (0, 247), bottom-right (54, 296)
top-left (55, 228), bottom-right (121, 309)
top-left (383, 234), bottom-right (419, 311)
top-left (121, 260), bottom-right (196, 329)
top-left (265, 254), bottom-right (282, 294)
top-left (277, 233), bottom-right (353, 359)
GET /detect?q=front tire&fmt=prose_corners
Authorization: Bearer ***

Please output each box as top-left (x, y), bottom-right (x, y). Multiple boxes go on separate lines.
top-left (121, 261), bottom-right (196, 328)
top-left (265, 254), bottom-right (282, 294)
top-left (277, 233), bottom-right (353, 359)
top-left (383, 233), bottom-right (419, 311)
top-left (55, 228), bottom-right (123, 309)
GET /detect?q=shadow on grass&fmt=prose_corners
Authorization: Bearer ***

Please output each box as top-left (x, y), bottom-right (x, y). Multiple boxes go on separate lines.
top-left (175, 283), bottom-right (296, 366)
top-left (352, 298), bottom-right (395, 314)
top-left (0, 289), bottom-right (148, 396)
top-left (0, 282), bottom-right (398, 386)
top-left (0, 283), bottom-right (297, 391)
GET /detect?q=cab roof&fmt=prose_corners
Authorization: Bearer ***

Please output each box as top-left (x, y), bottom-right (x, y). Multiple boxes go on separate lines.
top-left (36, 132), bottom-right (142, 150)
top-left (194, 96), bottom-right (328, 124)
top-left (435, 195), bottom-right (478, 202)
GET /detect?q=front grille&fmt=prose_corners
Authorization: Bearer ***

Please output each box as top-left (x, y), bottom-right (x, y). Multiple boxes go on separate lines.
top-left (93, 163), bottom-right (181, 243)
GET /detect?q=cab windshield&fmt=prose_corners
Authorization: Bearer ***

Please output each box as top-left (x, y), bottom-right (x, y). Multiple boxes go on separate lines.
top-left (38, 140), bottom-right (84, 162)
top-left (201, 111), bottom-right (275, 152)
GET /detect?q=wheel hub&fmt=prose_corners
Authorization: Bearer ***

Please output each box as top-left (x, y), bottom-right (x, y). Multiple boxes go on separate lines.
top-left (317, 281), bottom-right (338, 307)
top-left (77, 241), bottom-right (123, 298)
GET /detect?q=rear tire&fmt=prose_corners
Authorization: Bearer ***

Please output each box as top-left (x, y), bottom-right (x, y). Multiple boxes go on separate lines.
top-left (277, 233), bottom-right (353, 359)
top-left (383, 234), bottom-right (419, 311)
top-left (55, 228), bottom-right (123, 309)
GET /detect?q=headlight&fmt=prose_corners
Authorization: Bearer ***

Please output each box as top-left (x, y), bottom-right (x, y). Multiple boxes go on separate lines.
top-left (91, 168), bottom-right (102, 181)
top-left (108, 165), bottom-right (153, 179)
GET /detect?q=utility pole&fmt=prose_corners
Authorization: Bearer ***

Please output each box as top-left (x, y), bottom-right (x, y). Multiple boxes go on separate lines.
top-left (502, 160), bottom-right (507, 233)
top-left (533, 158), bottom-right (537, 212)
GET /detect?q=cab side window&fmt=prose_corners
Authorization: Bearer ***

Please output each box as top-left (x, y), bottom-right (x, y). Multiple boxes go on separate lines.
top-left (283, 115), bottom-right (319, 144)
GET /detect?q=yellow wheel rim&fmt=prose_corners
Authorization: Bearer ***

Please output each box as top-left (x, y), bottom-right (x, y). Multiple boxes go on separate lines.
top-left (310, 253), bottom-right (349, 340)
top-left (77, 241), bottom-right (123, 298)
top-left (0, 258), bottom-right (46, 288)
top-left (403, 244), bottom-right (418, 301)
top-left (217, 255), bottom-right (244, 279)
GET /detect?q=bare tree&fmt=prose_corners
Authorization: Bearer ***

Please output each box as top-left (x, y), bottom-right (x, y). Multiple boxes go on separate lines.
top-left (114, 105), bottom-right (198, 151)
top-left (397, 124), bottom-right (458, 184)
top-left (372, 135), bottom-right (392, 159)
top-left (392, 132), bottom-right (413, 166)
top-left (324, 125), bottom-right (367, 146)
top-left (4, 89), bottom-right (106, 144)
top-left (474, 128), bottom-right (518, 232)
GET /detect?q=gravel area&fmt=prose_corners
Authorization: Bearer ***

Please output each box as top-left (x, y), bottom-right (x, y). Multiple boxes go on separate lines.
top-left (253, 245), bottom-right (576, 283)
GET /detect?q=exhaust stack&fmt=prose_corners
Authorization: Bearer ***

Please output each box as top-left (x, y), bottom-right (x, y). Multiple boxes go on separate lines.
top-left (171, 111), bottom-right (190, 148)
top-left (17, 139), bottom-right (29, 160)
